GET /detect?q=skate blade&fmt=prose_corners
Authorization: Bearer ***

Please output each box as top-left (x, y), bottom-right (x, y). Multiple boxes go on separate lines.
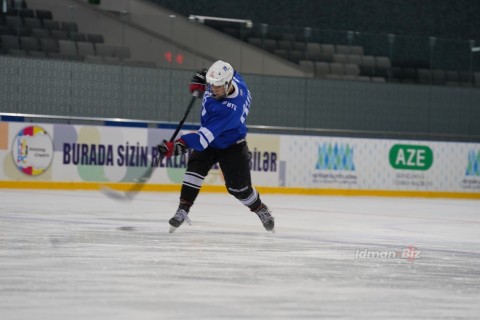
top-left (169, 225), bottom-right (177, 233)
top-left (270, 228), bottom-right (275, 234)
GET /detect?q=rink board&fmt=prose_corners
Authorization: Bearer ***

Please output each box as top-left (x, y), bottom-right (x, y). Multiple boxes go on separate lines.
top-left (0, 121), bottom-right (479, 198)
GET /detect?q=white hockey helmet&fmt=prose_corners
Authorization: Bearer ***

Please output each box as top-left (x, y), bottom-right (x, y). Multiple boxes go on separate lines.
top-left (206, 60), bottom-right (234, 99)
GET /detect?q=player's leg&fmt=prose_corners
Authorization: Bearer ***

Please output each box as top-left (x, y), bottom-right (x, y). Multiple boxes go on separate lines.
top-left (169, 149), bottom-right (216, 232)
top-left (219, 142), bottom-right (274, 232)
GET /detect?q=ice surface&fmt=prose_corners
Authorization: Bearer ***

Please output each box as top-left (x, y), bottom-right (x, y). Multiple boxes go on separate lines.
top-left (0, 189), bottom-right (479, 319)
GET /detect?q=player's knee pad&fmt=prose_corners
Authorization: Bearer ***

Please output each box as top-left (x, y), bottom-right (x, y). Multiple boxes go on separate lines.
top-left (227, 186), bottom-right (261, 209)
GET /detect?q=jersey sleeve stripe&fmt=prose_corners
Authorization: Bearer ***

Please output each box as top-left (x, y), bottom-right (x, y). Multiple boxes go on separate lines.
top-left (198, 133), bottom-right (209, 149)
top-left (199, 127), bottom-right (215, 143)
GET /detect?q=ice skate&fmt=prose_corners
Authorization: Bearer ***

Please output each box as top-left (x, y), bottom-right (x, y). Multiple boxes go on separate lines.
top-left (254, 204), bottom-right (275, 232)
top-left (169, 208), bottom-right (191, 233)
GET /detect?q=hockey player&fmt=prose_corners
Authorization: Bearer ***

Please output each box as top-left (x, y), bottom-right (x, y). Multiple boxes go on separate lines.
top-left (158, 60), bottom-right (275, 233)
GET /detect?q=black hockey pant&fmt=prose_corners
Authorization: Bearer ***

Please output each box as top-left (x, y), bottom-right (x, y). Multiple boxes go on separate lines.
top-left (180, 141), bottom-right (262, 211)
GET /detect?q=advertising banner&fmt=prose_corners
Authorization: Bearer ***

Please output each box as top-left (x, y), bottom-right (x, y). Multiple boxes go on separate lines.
top-left (279, 135), bottom-right (480, 193)
top-left (0, 121), bottom-right (280, 187)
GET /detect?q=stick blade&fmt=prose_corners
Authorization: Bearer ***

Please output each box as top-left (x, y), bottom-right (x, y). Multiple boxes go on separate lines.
top-left (99, 186), bottom-right (133, 202)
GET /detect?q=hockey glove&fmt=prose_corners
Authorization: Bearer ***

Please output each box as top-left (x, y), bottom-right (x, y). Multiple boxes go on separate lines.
top-left (157, 138), bottom-right (188, 158)
top-left (188, 68), bottom-right (207, 97)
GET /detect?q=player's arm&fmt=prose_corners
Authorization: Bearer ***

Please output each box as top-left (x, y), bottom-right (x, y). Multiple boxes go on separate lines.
top-left (181, 108), bottom-right (234, 151)
top-left (158, 107), bottom-right (232, 155)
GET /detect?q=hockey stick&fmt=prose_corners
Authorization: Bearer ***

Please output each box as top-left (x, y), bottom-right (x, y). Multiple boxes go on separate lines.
top-left (100, 92), bottom-right (199, 201)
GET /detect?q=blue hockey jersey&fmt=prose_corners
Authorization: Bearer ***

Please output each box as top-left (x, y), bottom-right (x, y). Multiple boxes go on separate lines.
top-left (181, 72), bottom-right (252, 150)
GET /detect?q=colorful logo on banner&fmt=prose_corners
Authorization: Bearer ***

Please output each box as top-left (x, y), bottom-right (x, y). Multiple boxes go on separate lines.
top-left (389, 144), bottom-right (433, 171)
top-left (11, 125), bottom-right (53, 176)
top-left (465, 150), bottom-right (480, 176)
top-left (316, 143), bottom-right (355, 171)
